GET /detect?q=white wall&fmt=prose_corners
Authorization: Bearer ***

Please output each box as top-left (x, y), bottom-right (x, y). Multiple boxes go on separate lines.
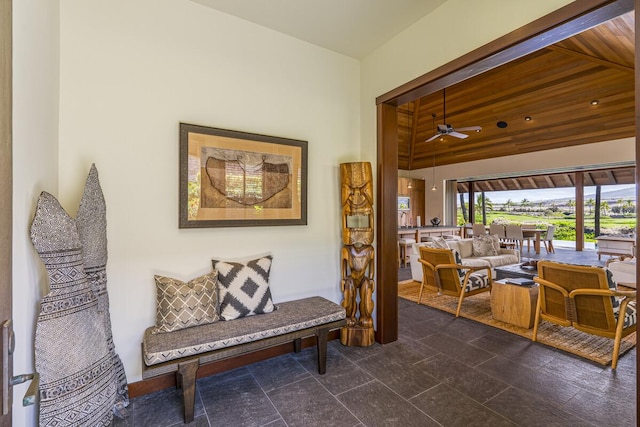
top-left (12, 0), bottom-right (59, 424)
top-left (58, 0), bottom-right (360, 383)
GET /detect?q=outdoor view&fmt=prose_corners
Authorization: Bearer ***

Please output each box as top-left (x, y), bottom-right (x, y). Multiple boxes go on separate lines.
top-left (457, 184), bottom-right (636, 243)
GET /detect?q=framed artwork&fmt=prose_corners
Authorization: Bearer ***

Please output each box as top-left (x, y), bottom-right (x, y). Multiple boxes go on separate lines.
top-left (179, 123), bottom-right (308, 228)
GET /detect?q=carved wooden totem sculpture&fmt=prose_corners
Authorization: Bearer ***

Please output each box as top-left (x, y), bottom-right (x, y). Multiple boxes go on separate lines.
top-left (340, 162), bottom-right (375, 346)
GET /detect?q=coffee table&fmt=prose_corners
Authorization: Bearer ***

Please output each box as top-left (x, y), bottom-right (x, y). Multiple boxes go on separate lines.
top-left (494, 263), bottom-right (537, 281)
top-left (491, 279), bottom-right (539, 328)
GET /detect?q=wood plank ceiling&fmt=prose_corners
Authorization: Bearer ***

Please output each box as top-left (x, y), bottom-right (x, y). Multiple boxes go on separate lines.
top-left (398, 12), bottom-right (636, 191)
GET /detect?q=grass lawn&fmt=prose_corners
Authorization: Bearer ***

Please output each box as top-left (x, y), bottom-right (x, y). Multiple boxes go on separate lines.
top-left (458, 211), bottom-right (636, 242)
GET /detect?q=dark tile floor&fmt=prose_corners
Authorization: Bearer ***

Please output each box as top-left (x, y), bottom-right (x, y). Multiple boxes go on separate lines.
top-left (113, 281), bottom-right (637, 426)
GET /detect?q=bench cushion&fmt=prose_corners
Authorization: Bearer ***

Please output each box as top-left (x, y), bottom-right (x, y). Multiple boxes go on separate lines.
top-left (143, 296), bottom-right (345, 366)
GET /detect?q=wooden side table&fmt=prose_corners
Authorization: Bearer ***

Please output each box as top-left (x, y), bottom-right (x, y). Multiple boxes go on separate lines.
top-left (491, 279), bottom-right (539, 329)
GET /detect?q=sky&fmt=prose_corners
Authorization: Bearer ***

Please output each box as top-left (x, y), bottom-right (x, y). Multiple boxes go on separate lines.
top-left (464, 184), bottom-right (636, 204)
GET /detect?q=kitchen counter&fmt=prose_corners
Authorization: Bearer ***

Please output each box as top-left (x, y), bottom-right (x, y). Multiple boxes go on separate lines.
top-left (398, 226), bottom-right (461, 242)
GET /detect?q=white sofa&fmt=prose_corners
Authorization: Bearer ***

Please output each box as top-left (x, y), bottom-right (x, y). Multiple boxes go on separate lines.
top-left (606, 257), bottom-right (636, 289)
top-left (409, 236), bottom-right (520, 282)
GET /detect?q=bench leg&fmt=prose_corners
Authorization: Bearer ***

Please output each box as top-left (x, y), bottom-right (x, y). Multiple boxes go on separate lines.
top-left (294, 337), bottom-right (302, 353)
top-left (177, 359), bottom-right (199, 424)
top-left (316, 327), bottom-right (329, 375)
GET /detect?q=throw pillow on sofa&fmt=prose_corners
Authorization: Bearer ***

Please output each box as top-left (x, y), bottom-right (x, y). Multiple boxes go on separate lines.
top-left (472, 235), bottom-right (499, 257)
top-left (447, 238), bottom-right (474, 258)
top-left (425, 236), bottom-right (449, 248)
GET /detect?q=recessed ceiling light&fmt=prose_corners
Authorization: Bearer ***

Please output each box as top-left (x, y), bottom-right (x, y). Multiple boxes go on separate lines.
top-left (524, 116), bottom-right (532, 121)
top-left (590, 100), bottom-right (600, 105)
top-left (497, 121), bottom-right (508, 128)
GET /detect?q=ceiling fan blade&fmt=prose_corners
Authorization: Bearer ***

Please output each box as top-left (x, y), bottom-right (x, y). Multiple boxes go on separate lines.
top-left (425, 134), bottom-right (440, 142)
top-left (449, 131), bottom-right (469, 139)
top-left (455, 126), bottom-right (482, 132)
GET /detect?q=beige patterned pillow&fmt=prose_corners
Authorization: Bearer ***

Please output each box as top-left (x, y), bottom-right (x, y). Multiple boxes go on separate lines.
top-left (472, 235), bottom-right (498, 257)
top-left (153, 271), bottom-right (219, 333)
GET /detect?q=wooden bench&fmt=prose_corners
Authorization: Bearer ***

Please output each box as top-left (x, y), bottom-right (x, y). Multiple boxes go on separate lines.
top-left (141, 296), bottom-right (346, 423)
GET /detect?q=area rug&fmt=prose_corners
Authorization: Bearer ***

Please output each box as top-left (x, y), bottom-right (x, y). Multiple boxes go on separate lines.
top-left (398, 280), bottom-right (636, 366)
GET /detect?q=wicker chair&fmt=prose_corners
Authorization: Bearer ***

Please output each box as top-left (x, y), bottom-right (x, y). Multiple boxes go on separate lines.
top-left (533, 260), bottom-right (637, 369)
top-left (418, 246), bottom-right (492, 317)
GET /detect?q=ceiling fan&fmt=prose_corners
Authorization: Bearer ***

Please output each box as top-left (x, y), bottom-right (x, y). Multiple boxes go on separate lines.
top-left (425, 88), bottom-right (482, 142)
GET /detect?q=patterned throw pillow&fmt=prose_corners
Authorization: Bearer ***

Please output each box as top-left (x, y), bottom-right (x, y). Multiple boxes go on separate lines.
top-left (427, 236), bottom-right (449, 249)
top-left (472, 235), bottom-right (498, 257)
top-left (154, 271), bottom-right (219, 333)
top-left (212, 255), bottom-right (275, 320)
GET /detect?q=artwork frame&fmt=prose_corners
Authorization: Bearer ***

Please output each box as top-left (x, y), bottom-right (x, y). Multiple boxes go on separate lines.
top-left (179, 123), bottom-right (308, 228)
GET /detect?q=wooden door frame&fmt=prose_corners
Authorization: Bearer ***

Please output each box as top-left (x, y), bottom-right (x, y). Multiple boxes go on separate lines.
top-left (0, 0), bottom-right (12, 425)
top-left (375, 0), bottom-right (637, 343)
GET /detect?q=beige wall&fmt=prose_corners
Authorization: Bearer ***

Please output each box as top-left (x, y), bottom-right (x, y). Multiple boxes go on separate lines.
top-left (12, 0), bottom-right (59, 424)
top-left (57, 0), bottom-right (360, 383)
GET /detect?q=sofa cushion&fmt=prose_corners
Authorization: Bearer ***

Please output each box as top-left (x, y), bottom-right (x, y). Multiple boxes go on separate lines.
top-left (477, 253), bottom-right (520, 268)
top-left (601, 267), bottom-right (637, 328)
top-left (607, 258), bottom-right (636, 288)
top-left (459, 258), bottom-right (492, 269)
top-left (464, 273), bottom-right (492, 293)
top-left (447, 238), bottom-right (474, 258)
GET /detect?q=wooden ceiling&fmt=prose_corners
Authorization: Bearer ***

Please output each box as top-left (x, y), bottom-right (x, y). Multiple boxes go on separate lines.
top-left (456, 165), bottom-right (635, 193)
top-left (398, 12), bottom-right (636, 175)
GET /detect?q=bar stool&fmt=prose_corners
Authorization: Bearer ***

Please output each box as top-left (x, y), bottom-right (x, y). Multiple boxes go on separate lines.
top-left (398, 238), bottom-right (416, 267)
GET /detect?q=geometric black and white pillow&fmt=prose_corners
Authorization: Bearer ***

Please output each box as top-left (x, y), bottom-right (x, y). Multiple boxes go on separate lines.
top-left (212, 255), bottom-right (275, 320)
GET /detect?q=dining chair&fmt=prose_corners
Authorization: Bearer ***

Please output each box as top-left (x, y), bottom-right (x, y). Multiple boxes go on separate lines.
top-left (521, 231), bottom-right (535, 252)
top-left (464, 223), bottom-right (473, 238)
top-left (490, 223), bottom-right (513, 249)
top-left (489, 223), bottom-right (505, 238)
top-left (472, 223), bottom-right (487, 237)
top-left (505, 224), bottom-right (524, 253)
top-left (542, 225), bottom-right (556, 253)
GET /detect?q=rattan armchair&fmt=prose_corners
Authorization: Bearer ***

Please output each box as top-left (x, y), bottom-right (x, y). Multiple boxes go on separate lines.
top-left (418, 246), bottom-right (492, 317)
top-left (533, 260), bottom-right (637, 369)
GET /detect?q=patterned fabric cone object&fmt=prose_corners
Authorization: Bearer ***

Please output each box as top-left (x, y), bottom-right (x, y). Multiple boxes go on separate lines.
top-left (30, 191), bottom-right (116, 426)
top-left (76, 164), bottom-right (130, 416)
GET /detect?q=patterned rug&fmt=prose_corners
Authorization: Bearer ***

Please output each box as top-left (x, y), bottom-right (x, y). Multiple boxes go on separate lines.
top-left (398, 280), bottom-right (636, 366)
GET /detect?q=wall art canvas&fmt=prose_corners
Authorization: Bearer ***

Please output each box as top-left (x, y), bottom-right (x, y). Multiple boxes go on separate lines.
top-left (179, 123), bottom-right (307, 228)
